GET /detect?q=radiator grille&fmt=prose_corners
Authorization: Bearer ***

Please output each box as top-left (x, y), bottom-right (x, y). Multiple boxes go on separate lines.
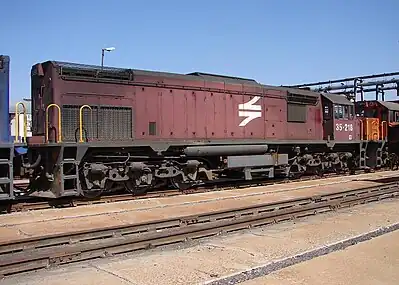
top-left (61, 105), bottom-right (132, 141)
top-left (98, 106), bottom-right (132, 140)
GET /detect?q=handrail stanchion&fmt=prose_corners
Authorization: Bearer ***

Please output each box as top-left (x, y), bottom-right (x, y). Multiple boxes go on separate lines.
top-left (14, 102), bottom-right (27, 143)
top-left (79, 105), bottom-right (92, 143)
top-left (45, 104), bottom-right (62, 143)
top-left (381, 121), bottom-right (388, 140)
top-left (359, 119), bottom-right (364, 140)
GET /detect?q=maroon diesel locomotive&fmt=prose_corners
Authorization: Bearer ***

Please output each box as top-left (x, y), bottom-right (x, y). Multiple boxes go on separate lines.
top-left (23, 61), bottom-right (388, 198)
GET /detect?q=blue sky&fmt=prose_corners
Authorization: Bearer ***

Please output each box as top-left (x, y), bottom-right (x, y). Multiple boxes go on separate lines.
top-left (2, 0), bottom-right (399, 103)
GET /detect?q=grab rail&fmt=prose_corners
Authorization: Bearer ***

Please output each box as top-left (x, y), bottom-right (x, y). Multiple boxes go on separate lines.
top-left (45, 103), bottom-right (62, 143)
top-left (79, 104), bottom-right (92, 142)
top-left (14, 102), bottom-right (28, 143)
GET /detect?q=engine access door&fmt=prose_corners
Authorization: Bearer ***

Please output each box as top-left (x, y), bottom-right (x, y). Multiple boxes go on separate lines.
top-left (321, 97), bottom-right (334, 140)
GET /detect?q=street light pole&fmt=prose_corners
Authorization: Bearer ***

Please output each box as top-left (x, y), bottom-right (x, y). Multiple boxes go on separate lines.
top-left (101, 49), bottom-right (105, 69)
top-left (101, 47), bottom-right (115, 70)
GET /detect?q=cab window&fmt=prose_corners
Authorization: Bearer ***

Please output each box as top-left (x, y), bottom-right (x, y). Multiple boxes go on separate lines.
top-left (389, 110), bottom-right (399, 123)
top-left (334, 104), bottom-right (354, 120)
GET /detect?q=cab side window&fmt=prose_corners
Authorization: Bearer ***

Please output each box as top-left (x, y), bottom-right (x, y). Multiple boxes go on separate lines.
top-left (334, 105), bottom-right (342, 119)
top-left (391, 111), bottom-right (399, 123)
top-left (334, 104), bottom-right (354, 120)
top-left (324, 105), bottom-right (330, 119)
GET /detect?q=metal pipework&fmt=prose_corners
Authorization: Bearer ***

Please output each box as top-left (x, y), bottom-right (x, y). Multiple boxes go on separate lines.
top-left (45, 103), bottom-right (62, 143)
top-left (314, 78), bottom-right (399, 93)
top-left (14, 102), bottom-right (28, 143)
top-left (288, 71), bottom-right (399, 88)
top-left (330, 84), bottom-right (398, 95)
top-left (79, 104), bottom-right (93, 143)
top-left (184, 144), bottom-right (268, 156)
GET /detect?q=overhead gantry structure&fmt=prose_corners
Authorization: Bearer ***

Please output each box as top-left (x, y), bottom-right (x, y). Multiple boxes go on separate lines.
top-left (285, 71), bottom-right (399, 102)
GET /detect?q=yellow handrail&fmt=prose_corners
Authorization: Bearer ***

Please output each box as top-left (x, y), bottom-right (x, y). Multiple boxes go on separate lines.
top-left (45, 103), bottom-right (62, 143)
top-left (14, 102), bottom-right (28, 143)
top-left (79, 105), bottom-right (92, 142)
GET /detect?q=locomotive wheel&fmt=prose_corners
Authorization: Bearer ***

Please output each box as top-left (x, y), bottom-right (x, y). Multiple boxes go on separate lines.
top-left (82, 189), bottom-right (104, 199)
top-left (388, 153), bottom-right (399, 170)
top-left (314, 166), bottom-right (324, 177)
top-left (124, 181), bottom-right (149, 195)
top-left (287, 164), bottom-right (304, 179)
top-left (170, 176), bottom-right (195, 191)
top-left (81, 180), bottom-right (110, 199)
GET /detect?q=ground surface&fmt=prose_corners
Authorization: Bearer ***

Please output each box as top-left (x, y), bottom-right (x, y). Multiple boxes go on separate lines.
top-left (240, 229), bottom-right (399, 285)
top-left (1, 197), bottom-right (398, 285)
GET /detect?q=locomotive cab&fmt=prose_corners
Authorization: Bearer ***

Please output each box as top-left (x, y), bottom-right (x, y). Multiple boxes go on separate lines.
top-left (355, 100), bottom-right (398, 143)
top-left (320, 93), bottom-right (359, 141)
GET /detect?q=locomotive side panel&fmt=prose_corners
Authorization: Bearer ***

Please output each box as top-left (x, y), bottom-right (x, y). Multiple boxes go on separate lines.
top-left (264, 96), bottom-right (286, 139)
top-left (306, 104), bottom-right (322, 139)
top-left (202, 78), bottom-right (227, 139)
top-left (33, 62), bottom-right (136, 142)
top-left (57, 81), bottom-right (134, 142)
top-left (286, 91), bottom-right (323, 141)
top-left (135, 86), bottom-right (161, 139)
top-left (135, 78), bottom-right (268, 140)
top-left (333, 119), bottom-right (359, 141)
top-left (242, 84), bottom-right (266, 139)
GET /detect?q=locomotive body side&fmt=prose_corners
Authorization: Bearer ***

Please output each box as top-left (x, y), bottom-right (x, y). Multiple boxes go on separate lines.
top-left (31, 61), bottom-right (324, 144)
top-left (133, 73), bottom-right (324, 142)
top-left (25, 61), bottom-right (372, 199)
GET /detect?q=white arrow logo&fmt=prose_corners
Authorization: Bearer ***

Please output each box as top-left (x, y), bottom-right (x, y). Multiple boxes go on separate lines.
top-left (238, 96), bottom-right (262, 126)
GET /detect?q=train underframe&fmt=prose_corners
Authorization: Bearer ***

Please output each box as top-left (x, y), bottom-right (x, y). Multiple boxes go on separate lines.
top-left (1, 138), bottom-right (393, 199)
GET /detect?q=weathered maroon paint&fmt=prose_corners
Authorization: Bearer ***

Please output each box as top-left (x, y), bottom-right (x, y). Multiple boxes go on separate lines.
top-left (31, 62), bottom-right (349, 143)
top-left (333, 118), bottom-right (362, 141)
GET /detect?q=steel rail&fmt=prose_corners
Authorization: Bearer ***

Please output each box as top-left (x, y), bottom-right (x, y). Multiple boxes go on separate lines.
top-left (0, 182), bottom-right (397, 277)
top-left (4, 168), bottom-right (391, 214)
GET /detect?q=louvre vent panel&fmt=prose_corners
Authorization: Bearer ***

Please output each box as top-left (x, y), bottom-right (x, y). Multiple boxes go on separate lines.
top-left (61, 105), bottom-right (132, 142)
top-left (98, 106), bottom-right (132, 140)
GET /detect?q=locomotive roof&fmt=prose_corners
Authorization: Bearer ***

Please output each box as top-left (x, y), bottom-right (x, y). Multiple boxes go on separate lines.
top-left (321, 93), bottom-right (354, 105)
top-left (47, 61), bottom-right (260, 85)
top-left (37, 60), bottom-right (320, 98)
top-left (377, 101), bottom-right (399, 111)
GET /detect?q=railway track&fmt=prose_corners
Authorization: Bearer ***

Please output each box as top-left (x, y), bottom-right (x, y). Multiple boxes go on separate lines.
top-left (0, 181), bottom-right (397, 277)
top-left (3, 169), bottom-right (393, 214)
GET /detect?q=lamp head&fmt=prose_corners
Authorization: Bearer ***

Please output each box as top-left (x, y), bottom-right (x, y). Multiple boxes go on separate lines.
top-left (103, 47), bottom-right (115, 52)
